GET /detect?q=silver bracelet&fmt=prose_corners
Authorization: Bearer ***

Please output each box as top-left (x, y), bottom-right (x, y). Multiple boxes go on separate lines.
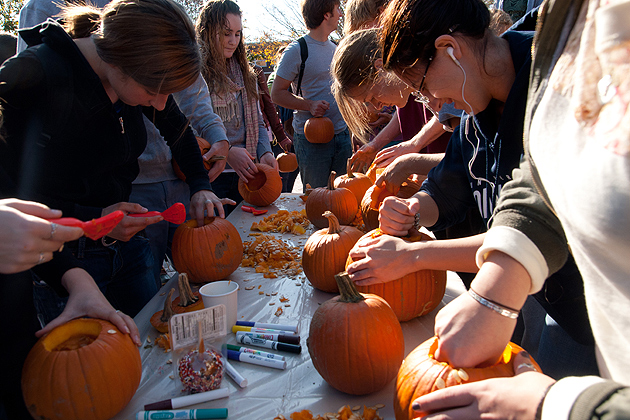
top-left (413, 212), bottom-right (421, 230)
top-left (468, 288), bottom-right (519, 319)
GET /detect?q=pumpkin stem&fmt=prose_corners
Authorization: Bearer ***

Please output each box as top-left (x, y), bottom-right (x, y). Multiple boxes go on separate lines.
top-left (323, 211), bottom-right (341, 235)
top-left (327, 171), bottom-right (337, 190)
top-left (335, 272), bottom-right (365, 303)
top-left (346, 159), bottom-right (355, 179)
top-left (160, 288), bottom-right (175, 322)
top-left (177, 273), bottom-right (199, 308)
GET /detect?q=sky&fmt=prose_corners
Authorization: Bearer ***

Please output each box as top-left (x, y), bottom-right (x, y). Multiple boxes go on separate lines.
top-left (235, 0), bottom-right (303, 41)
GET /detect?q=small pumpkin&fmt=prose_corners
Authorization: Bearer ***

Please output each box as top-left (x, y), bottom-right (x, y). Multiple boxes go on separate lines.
top-left (237, 162), bottom-right (282, 207)
top-left (365, 160), bottom-right (384, 182)
top-left (302, 211), bottom-right (364, 293)
top-left (173, 137), bottom-right (214, 181)
top-left (276, 151), bottom-right (299, 173)
top-left (394, 336), bottom-right (542, 420)
top-left (304, 116), bottom-right (335, 144)
top-left (361, 179), bottom-right (423, 231)
top-left (307, 272), bottom-right (405, 395)
top-left (172, 216), bottom-right (243, 283)
top-left (150, 288), bottom-right (175, 333)
top-left (306, 171), bottom-right (358, 229)
top-left (334, 159), bottom-right (374, 213)
top-left (346, 228), bottom-right (446, 321)
top-left (172, 272), bottom-right (204, 313)
top-left (22, 318), bottom-right (141, 420)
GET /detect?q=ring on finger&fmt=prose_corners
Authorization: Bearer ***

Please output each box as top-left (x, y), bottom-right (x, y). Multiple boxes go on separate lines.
top-left (517, 362), bottom-right (535, 371)
top-left (37, 252), bottom-right (45, 265)
top-left (49, 223), bottom-right (57, 240)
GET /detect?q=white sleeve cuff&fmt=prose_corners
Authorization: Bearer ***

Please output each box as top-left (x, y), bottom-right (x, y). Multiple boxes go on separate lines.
top-left (541, 376), bottom-right (606, 420)
top-left (476, 226), bottom-right (549, 294)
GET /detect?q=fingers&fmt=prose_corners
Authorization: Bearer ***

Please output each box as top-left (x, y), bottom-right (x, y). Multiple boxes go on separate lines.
top-left (5, 199), bottom-right (59, 219)
top-left (110, 310), bottom-right (141, 346)
top-left (513, 351), bottom-right (538, 374)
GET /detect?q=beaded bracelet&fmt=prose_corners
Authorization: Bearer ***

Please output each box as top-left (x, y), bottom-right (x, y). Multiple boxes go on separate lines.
top-left (468, 288), bottom-right (519, 319)
top-left (413, 212), bottom-right (421, 230)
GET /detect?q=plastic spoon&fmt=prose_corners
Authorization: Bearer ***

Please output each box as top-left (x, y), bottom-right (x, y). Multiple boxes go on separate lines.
top-left (50, 210), bottom-right (125, 240)
top-left (128, 202), bottom-right (186, 224)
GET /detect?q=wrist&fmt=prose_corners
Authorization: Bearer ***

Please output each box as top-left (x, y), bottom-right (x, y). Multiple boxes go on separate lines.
top-left (470, 251), bottom-right (530, 311)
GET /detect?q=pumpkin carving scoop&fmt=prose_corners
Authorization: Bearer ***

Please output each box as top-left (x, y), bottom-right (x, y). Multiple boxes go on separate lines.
top-left (129, 202), bottom-right (186, 224)
top-left (50, 210), bottom-right (125, 240)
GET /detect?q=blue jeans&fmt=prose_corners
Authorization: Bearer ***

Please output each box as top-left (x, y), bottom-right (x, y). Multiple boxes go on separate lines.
top-left (293, 128), bottom-right (352, 192)
top-left (130, 179), bottom-right (190, 288)
top-left (211, 172), bottom-right (241, 216)
top-left (33, 235), bottom-right (158, 324)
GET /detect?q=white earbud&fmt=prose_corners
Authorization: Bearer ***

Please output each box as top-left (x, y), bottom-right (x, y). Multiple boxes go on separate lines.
top-left (447, 47), bottom-right (458, 64)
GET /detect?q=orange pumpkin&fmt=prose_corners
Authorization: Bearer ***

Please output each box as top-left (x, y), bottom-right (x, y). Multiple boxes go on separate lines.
top-left (276, 152), bottom-right (298, 173)
top-left (302, 211), bottom-right (364, 293)
top-left (304, 117), bottom-right (335, 143)
top-left (22, 318), bottom-right (141, 420)
top-left (346, 229), bottom-right (446, 321)
top-left (334, 159), bottom-right (374, 212)
top-left (307, 272), bottom-right (404, 395)
top-left (151, 288), bottom-right (175, 333)
top-left (361, 180), bottom-right (423, 231)
top-left (172, 217), bottom-right (243, 283)
top-left (173, 137), bottom-right (212, 181)
top-left (306, 171), bottom-right (358, 229)
top-left (171, 272), bottom-right (204, 313)
top-left (394, 336), bottom-right (542, 420)
top-left (237, 162), bottom-right (282, 207)
top-left (365, 160), bottom-right (384, 183)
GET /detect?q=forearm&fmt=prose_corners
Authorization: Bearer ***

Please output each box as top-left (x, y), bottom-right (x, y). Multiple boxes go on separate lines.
top-left (411, 116), bottom-right (447, 151)
top-left (413, 192), bottom-right (441, 228)
top-left (402, 153), bottom-right (444, 177)
top-left (271, 89), bottom-right (311, 113)
top-left (411, 234), bottom-right (484, 273)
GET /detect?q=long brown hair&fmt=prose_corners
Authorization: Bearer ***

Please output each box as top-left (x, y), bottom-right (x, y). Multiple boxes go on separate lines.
top-left (60, 0), bottom-right (201, 94)
top-left (343, 0), bottom-right (389, 34)
top-left (195, 0), bottom-right (257, 100)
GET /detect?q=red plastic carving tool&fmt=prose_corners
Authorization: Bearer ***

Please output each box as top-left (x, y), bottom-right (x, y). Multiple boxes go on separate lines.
top-left (51, 210), bottom-right (125, 240)
top-left (128, 202), bottom-right (186, 224)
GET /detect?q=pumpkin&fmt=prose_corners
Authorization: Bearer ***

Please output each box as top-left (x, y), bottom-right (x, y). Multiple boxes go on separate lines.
top-left (307, 272), bottom-right (404, 395)
top-left (237, 162), bottom-right (282, 207)
top-left (306, 171), bottom-right (358, 229)
top-left (304, 116), bottom-right (335, 143)
top-left (151, 288), bottom-right (175, 333)
top-left (302, 211), bottom-right (364, 293)
top-left (172, 216), bottom-right (243, 283)
top-left (334, 159), bottom-right (374, 214)
top-left (361, 180), bottom-right (423, 231)
top-left (346, 229), bottom-right (446, 321)
top-left (171, 272), bottom-right (204, 313)
top-left (22, 318), bottom-right (141, 420)
top-left (365, 161), bottom-right (384, 183)
top-left (276, 151), bottom-right (299, 173)
top-left (172, 137), bottom-right (215, 181)
top-left (394, 336), bottom-right (542, 420)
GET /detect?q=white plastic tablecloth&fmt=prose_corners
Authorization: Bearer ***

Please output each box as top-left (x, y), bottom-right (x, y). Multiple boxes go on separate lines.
top-left (112, 193), bottom-right (466, 420)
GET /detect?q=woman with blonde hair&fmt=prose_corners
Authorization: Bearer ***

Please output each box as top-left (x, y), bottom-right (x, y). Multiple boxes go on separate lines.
top-left (196, 0), bottom-right (278, 214)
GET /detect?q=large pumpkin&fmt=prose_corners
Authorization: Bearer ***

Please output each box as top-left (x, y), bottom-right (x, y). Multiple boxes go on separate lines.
top-left (334, 159), bottom-right (373, 214)
top-left (302, 211), bottom-right (364, 293)
top-left (394, 336), bottom-right (542, 420)
top-left (306, 171), bottom-right (358, 229)
top-left (237, 162), bottom-right (282, 207)
top-left (172, 217), bottom-right (243, 283)
top-left (361, 180), bottom-right (423, 231)
top-left (346, 229), bottom-right (446, 321)
top-left (304, 116), bottom-right (335, 143)
top-left (307, 272), bottom-right (404, 395)
top-left (22, 318), bottom-right (141, 420)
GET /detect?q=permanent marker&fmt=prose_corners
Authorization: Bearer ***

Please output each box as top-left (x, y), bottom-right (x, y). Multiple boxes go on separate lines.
top-left (226, 344), bottom-right (285, 361)
top-left (224, 360), bottom-right (248, 388)
top-left (235, 334), bottom-right (302, 354)
top-left (235, 321), bottom-right (298, 333)
top-left (235, 331), bottom-right (300, 345)
top-left (136, 409), bottom-right (228, 420)
top-left (232, 326), bottom-right (297, 335)
top-left (144, 387), bottom-right (229, 410)
top-left (227, 349), bottom-right (286, 370)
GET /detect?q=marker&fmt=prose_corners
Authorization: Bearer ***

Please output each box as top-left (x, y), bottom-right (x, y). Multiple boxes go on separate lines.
top-left (236, 334), bottom-right (302, 354)
top-left (224, 360), bottom-right (248, 388)
top-left (226, 344), bottom-right (285, 361)
top-left (232, 325), bottom-right (297, 335)
top-left (136, 409), bottom-right (228, 419)
top-left (144, 387), bottom-right (229, 411)
top-left (236, 331), bottom-right (300, 345)
top-left (236, 321), bottom-right (298, 333)
top-left (227, 349), bottom-right (286, 370)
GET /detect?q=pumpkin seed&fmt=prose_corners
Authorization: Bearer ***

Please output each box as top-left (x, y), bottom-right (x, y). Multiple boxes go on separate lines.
top-left (435, 377), bottom-right (446, 389)
top-left (457, 369), bottom-right (469, 381)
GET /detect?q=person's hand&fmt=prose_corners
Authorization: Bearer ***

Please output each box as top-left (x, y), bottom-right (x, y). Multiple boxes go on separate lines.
top-left (190, 190), bottom-right (236, 223)
top-left (37, 267), bottom-right (141, 346)
top-left (227, 146), bottom-right (258, 182)
top-left (368, 112), bottom-right (393, 129)
top-left (203, 140), bottom-right (229, 182)
top-left (378, 195), bottom-right (420, 236)
top-left (411, 351), bottom-right (555, 420)
top-left (350, 142), bottom-right (378, 173)
top-left (260, 152), bottom-right (279, 172)
top-left (279, 136), bottom-right (293, 151)
top-left (346, 234), bottom-right (419, 286)
top-left (102, 202), bottom-right (161, 242)
top-left (309, 100), bottom-right (330, 117)
top-left (375, 154), bottom-right (418, 193)
top-left (373, 140), bottom-right (418, 167)
top-left (0, 199), bottom-right (84, 274)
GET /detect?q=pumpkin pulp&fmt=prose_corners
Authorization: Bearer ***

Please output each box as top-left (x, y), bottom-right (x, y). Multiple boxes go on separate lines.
top-left (44, 319), bottom-right (101, 352)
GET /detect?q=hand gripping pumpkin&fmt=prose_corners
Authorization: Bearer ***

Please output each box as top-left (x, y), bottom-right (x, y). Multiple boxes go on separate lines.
top-left (172, 217), bottom-right (243, 283)
top-left (237, 162), bottom-right (282, 207)
top-left (306, 171), bottom-right (358, 229)
top-left (361, 179), bottom-right (422, 231)
top-left (21, 318), bottom-right (141, 420)
top-left (173, 137), bottom-right (225, 181)
top-left (346, 229), bottom-right (446, 322)
top-left (394, 336), bottom-right (542, 420)
top-left (307, 272), bottom-right (405, 395)
top-left (304, 116), bottom-right (335, 143)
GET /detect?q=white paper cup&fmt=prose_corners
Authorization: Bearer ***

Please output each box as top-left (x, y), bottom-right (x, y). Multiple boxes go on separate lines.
top-left (199, 281), bottom-right (239, 332)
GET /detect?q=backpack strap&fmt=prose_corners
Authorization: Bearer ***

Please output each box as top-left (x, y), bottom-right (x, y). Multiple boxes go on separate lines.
top-left (295, 37), bottom-right (308, 96)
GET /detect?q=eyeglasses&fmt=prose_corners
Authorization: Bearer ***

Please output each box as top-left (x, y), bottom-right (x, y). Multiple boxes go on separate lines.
top-left (409, 57), bottom-right (439, 119)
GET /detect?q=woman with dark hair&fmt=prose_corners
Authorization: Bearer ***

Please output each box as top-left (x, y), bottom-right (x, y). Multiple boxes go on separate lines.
top-left (195, 0), bottom-right (278, 214)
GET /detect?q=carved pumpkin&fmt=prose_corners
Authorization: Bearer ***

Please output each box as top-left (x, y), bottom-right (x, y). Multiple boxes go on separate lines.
top-left (304, 117), bottom-right (335, 143)
top-left (237, 163), bottom-right (282, 207)
top-left (151, 288), bottom-right (175, 333)
top-left (361, 180), bottom-right (423, 231)
top-left (303, 211), bottom-right (364, 293)
top-left (306, 171), bottom-right (358, 229)
top-left (173, 137), bottom-right (211, 181)
top-left (276, 152), bottom-right (298, 173)
top-left (172, 217), bottom-right (243, 283)
top-left (22, 318), bottom-right (141, 420)
top-left (334, 159), bottom-right (374, 215)
top-left (346, 229), bottom-right (446, 321)
top-left (171, 272), bottom-right (204, 313)
top-left (365, 161), bottom-right (384, 182)
top-left (394, 336), bottom-right (542, 420)
top-left (307, 272), bottom-right (404, 395)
